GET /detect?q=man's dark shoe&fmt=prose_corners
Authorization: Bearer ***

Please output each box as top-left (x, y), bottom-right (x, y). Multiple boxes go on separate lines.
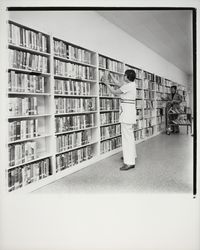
top-left (121, 156), bottom-right (123, 160)
top-left (120, 164), bottom-right (135, 171)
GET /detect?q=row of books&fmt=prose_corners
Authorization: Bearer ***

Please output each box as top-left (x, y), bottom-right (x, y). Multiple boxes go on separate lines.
top-left (54, 79), bottom-right (91, 96)
top-left (156, 92), bottom-right (163, 100)
top-left (99, 69), bottom-right (120, 83)
top-left (9, 141), bottom-right (37, 167)
top-left (165, 79), bottom-right (172, 87)
top-left (136, 100), bottom-right (143, 108)
top-left (54, 40), bottom-right (94, 65)
top-left (8, 23), bottom-right (48, 53)
top-left (54, 60), bottom-right (95, 80)
top-left (133, 119), bottom-right (143, 130)
top-left (55, 97), bottom-right (96, 114)
top-left (143, 71), bottom-right (155, 81)
top-left (9, 97), bottom-right (38, 116)
top-left (143, 79), bottom-right (156, 90)
top-left (55, 114), bottom-right (95, 133)
top-left (164, 87), bottom-right (171, 94)
top-left (100, 124), bottom-right (121, 140)
top-left (134, 130), bottom-right (144, 141)
top-left (8, 71), bottom-right (47, 93)
top-left (9, 119), bottom-right (39, 142)
top-left (144, 117), bottom-right (157, 127)
top-left (136, 109), bottom-right (143, 119)
top-left (100, 136), bottom-right (121, 154)
top-left (156, 124), bottom-right (162, 132)
top-left (56, 145), bottom-right (93, 172)
top-left (145, 127), bottom-right (155, 137)
top-left (136, 89), bottom-right (143, 99)
top-left (157, 100), bottom-right (165, 108)
top-left (155, 75), bottom-right (164, 84)
top-left (145, 90), bottom-right (156, 100)
top-left (144, 100), bottom-right (156, 109)
top-left (155, 83), bottom-right (164, 92)
top-left (99, 56), bottom-right (123, 73)
top-left (100, 99), bottom-right (120, 110)
top-left (144, 109), bottom-right (156, 118)
top-left (56, 130), bottom-right (92, 153)
top-left (9, 49), bottom-right (48, 73)
top-left (135, 79), bottom-right (143, 88)
top-left (100, 112), bottom-right (120, 126)
top-left (8, 158), bottom-right (51, 192)
top-left (99, 83), bottom-right (117, 97)
top-left (156, 116), bottom-right (162, 124)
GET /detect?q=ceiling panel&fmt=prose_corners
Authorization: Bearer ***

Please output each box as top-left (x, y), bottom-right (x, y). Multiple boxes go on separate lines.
top-left (97, 10), bottom-right (193, 75)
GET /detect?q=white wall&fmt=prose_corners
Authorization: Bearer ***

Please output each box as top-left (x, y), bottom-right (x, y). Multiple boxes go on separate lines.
top-left (9, 10), bottom-right (189, 86)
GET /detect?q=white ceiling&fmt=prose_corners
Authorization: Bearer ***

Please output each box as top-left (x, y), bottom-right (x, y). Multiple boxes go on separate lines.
top-left (97, 10), bottom-right (193, 75)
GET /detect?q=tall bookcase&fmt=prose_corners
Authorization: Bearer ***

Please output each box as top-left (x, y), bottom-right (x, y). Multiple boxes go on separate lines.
top-left (4, 20), bottom-right (190, 193)
top-left (98, 54), bottom-right (123, 155)
top-left (7, 21), bottom-right (53, 192)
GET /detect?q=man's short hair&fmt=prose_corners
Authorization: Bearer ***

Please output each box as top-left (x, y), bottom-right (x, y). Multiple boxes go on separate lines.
top-left (125, 69), bottom-right (136, 82)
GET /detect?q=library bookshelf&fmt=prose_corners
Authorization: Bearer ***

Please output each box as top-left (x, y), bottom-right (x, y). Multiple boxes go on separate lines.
top-left (4, 20), bottom-right (188, 193)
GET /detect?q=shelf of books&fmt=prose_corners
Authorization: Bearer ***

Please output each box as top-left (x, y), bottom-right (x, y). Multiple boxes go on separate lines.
top-left (53, 36), bottom-right (99, 175)
top-left (7, 20), bottom-right (54, 193)
top-left (5, 20), bottom-right (190, 193)
top-left (98, 54), bottom-right (123, 157)
top-left (155, 75), bottom-right (165, 133)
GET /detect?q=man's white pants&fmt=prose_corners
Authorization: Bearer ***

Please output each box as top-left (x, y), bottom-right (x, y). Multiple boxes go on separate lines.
top-left (121, 123), bottom-right (137, 165)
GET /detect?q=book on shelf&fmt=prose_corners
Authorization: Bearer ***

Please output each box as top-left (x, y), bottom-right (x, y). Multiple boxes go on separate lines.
top-left (144, 90), bottom-right (149, 99)
top-left (55, 113), bottom-right (95, 133)
top-left (56, 130), bottom-right (92, 153)
top-left (9, 119), bottom-right (39, 142)
top-left (143, 71), bottom-right (155, 81)
top-left (100, 112), bottom-right (120, 125)
top-left (136, 89), bottom-right (143, 99)
top-left (9, 49), bottom-right (48, 73)
top-left (99, 83), bottom-right (119, 97)
top-left (144, 109), bottom-right (151, 118)
top-left (8, 71), bottom-right (47, 93)
top-left (100, 136), bottom-right (121, 154)
top-left (54, 39), bottom-right (93, 65)
top-left (54, 79), bottom-right (91, 96)
top-left (145, 127), bottom-right (154, 137)
top-left (54, 60), bottom-right (95, 80)
top-left (8, 158), bottom-right (51, 192)
top-left (165, 79), bottom-right (172, 87)
top-left (135, 79), bottom-right (143, 88)
top-left (8, 97), bottom-right (38, 116)
top-left (99, 55), bottom-right (123, 73)
top-left (55, 97), bottom-right (96, 114)
top-left (99, 69), bottom-right (120, 84)
top-left (134, 130), bottom-right (144, 141)
top-left (8, 22), bottom-right (48, 53)
top-left (136, 109), bottom-right (143, 119)
top-left (149, 91), bottom-right (155, 99)
top-left (136, 99), bottom-right (143, 109)
top-left (156, 116), bottom-right (162, 124)
top-left (9, 141), bottom-right (38, 167)
top-left (56, 145), bottom-right (93, 172)
top-left (101, 124), bottom-right (121, 140)
top-left (156, 124), bottom-right (163, 132)
top-left (133, 119), bottom-right (143, 130)
top-left (100, 98), bottom-right (120, 110)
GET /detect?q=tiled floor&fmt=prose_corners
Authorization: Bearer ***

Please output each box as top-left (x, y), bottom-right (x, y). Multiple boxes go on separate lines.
top-left (34, 132), bottom-right (193, 194)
